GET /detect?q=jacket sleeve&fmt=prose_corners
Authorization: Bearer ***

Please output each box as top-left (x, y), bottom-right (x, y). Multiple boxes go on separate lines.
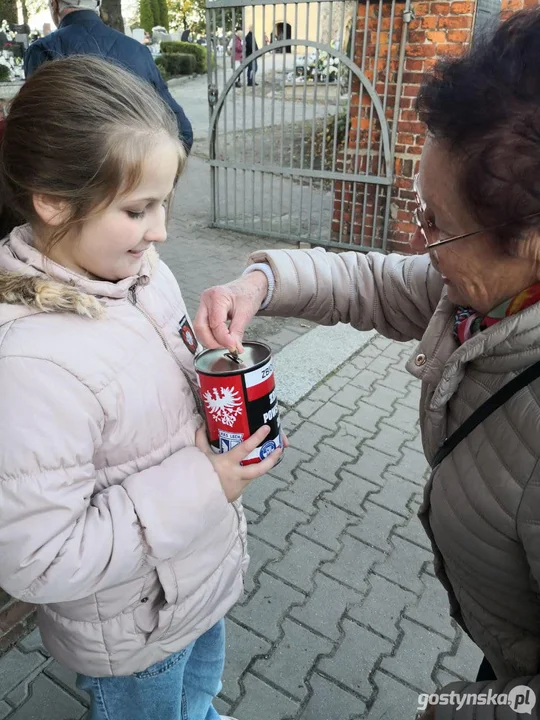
top-left (143, 47), bottom-right (193, 152)
top-left (247, 247), bottom-right (444, 342)
top-left (24, 41), bottom-right (49, 78)
top-left (0, 356), bottom-right (228, 604)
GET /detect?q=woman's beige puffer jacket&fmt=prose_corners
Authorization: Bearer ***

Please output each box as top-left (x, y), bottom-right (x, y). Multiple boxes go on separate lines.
top-left (249, 245), bottom-right (540, 719)
top-left (0, 225), bottom-right (248, 677)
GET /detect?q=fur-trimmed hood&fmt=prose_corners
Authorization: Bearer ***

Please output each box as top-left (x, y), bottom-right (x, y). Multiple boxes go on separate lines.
top-left (0, 225), bottom-right (159, 326)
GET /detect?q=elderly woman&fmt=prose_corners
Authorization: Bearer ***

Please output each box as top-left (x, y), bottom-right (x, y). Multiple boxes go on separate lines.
top-left (196, 9), bottom-right (540, 719)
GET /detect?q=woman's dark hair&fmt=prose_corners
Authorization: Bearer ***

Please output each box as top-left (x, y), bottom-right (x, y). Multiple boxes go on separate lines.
top-left (417, 9), bottom-right (540, 245)
top-left (0, 56), bottom-right (185, 250)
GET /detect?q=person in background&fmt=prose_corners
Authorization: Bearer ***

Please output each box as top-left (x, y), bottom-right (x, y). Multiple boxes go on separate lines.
top-left (230, 28), bottom-right (243, 87)
top-left (245, 25), bottom-right (258, 87)
top-left (196, 10), bottom-right (540, 718)
top-left (23, 0), bottom-right (193, 152)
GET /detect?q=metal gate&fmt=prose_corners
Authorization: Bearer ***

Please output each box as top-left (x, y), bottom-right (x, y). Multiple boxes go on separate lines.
top-left (206, 0), bottom-right (411, 251)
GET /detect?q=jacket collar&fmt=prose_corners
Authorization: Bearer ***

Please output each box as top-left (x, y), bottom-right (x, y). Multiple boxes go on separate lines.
top-left (59, 9), bottom-right (101, 27)
top-left (407, 291), bottom-right (540, 410)
top-left (0, 224), bottom-right (158, 325)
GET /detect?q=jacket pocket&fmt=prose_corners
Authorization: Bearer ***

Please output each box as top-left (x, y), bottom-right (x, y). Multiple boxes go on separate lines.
top-left (132, 562), bottom-right (179, 644)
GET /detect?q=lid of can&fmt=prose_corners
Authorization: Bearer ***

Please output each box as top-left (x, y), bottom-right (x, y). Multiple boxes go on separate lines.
top-left (195, 342), bottom-right (271, 375)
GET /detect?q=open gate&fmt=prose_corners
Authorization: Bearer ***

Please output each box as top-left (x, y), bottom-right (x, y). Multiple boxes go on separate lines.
top-left (206, 0), bottom-right (412, 251)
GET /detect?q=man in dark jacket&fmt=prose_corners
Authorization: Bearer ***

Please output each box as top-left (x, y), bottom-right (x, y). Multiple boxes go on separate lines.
top-left (244, 26), bottom-right (258, 87)
top-left (24, 0), bottom-right (193, 151)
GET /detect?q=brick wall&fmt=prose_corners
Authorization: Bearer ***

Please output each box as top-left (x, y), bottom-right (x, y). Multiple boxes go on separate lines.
top-left (332, 0), bottom-right (531, 253)
top-left (0, 590), bottom-right (36, 654)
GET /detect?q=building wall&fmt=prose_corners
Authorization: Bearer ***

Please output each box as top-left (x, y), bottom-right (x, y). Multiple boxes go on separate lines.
top-left (332, 0), bottom-right (528, 253)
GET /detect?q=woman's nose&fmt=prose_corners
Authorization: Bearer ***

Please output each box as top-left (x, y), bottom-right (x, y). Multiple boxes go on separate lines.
top-left (409, 226), bottom-right (428, 254)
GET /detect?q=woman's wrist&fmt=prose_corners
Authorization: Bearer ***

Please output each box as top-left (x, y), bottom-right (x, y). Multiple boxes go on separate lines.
top-left (242, 263), bottom-right (274, 309)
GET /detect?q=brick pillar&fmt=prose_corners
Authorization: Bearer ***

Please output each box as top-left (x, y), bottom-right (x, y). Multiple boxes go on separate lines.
top-left (332, 0), bottom-right (476, 253)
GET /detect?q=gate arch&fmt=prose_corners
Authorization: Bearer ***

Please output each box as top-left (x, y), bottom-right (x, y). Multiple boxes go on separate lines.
top-left (206, 0), bottom-right (411, 250)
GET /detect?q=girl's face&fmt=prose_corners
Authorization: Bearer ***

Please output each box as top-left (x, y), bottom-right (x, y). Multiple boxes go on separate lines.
top-left (37, 137), bottom-right (180, 282)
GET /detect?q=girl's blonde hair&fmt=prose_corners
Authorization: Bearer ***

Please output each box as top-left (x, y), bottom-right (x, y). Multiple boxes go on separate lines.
top-left (0, 55), bottom-right (186, 249)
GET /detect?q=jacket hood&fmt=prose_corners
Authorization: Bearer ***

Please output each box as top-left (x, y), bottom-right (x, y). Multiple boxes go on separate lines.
top-left (0, 225), bottom-right (159, 327)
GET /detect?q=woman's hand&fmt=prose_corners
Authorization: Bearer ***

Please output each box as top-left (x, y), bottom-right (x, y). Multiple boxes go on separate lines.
top-left (196, 424), bottom-right (282, 502)
top-left (194, 271), bottom-right (269, 352)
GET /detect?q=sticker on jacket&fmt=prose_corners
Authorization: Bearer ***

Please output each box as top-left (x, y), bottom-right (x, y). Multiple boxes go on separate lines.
top-left (179, 316), bottom-right (199, 355)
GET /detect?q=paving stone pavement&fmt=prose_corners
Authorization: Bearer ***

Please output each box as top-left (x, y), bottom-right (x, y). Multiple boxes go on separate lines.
top-left (1, 335), bottom-right (484, 720)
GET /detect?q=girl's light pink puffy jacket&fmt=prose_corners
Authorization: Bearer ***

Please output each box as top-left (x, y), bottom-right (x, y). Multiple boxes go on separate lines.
top-left (0, 225), bottom-right (248, 677)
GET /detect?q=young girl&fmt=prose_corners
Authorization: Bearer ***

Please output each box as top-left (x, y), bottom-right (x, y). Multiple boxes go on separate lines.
top-left (0, 56), bottom-right (281, 720)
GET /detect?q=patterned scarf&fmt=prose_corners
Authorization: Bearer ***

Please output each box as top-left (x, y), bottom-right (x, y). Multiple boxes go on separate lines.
top-left (454, 283), bottom-right (540, 345)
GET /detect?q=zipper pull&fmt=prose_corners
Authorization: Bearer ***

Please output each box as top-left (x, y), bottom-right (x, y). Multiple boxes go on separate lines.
top-left (129, 282), bottom-right (138, 305)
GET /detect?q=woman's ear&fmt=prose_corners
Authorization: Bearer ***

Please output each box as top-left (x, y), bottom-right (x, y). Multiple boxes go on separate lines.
top-left (32, 194), bottom-right (70, 227)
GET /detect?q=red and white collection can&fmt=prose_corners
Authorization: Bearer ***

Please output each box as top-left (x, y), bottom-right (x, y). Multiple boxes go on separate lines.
top-left (194, 342), bottom-right (282, 465)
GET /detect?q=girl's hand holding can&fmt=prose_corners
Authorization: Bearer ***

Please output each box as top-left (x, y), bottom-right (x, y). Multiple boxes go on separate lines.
top-left (196, 424), bottom-right (283, 502)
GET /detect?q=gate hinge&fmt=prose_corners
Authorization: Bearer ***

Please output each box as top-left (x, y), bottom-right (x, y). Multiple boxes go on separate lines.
top-left (208, 84), bottom-right (218, 107)
top-left (403, 8), bottom-right (414, 22)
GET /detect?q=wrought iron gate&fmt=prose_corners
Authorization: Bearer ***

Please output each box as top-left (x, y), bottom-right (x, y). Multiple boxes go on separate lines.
top-left (206, 0), bottom-right (411, 251)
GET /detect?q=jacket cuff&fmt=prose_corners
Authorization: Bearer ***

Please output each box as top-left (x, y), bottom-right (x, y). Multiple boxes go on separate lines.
top-left (242, 263), bottom-right (275, 309)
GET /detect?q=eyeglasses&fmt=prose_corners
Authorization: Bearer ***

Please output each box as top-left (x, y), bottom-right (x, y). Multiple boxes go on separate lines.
top-left (413, 174), bottom-right (540, 250)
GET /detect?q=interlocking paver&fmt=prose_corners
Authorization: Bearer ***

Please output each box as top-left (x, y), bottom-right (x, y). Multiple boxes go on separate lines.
top-left (347, 574), bottom-right (416, 642)
top-left (300, 444), bottom-right (352, 486)
top-left (308, 401), bottom-right (352, 431)
top-left (389, 446), bottom-right (431, 485)
top-left (296, 501), bottom-right (358, 552)
top-left (380, 617), bottom-right (452, 692)
top-left (324, 421), bottom-right (374, 457)
top-left (344, 446), bottom-right (394, 485)
top-left (404, 572), bottom-right (456, 640)
top-left (42, 662), bottom-right (89, 707)
top-left (346, 502), bottom-right (406, 554)
top-left (321, 535), bottom-right (384, 594)
top-left (6, 674), bottom-right (86, 719)
top-left (0, 647), bottom-right (47, 700)
top-left (233, 673), bottom-right (300, 720)
top-left (288, 572), bottom-right (361, 642)
top-left (221, 618), bottom-right (271, 703)
top-left (267, 533), bottom-right (334, 593)
top-left (243, 473), bottom-right (288, 515)
top-left (248, 499), bottom-right (308, 551)
top-left (297, 672), bottom-right (366, 720)
top-left (268, 447), bottom-right (311, 484)
top-left (252, 618), bottom-right (333, 701)
top-left (373, 535), bottom-right (433, 594)
top-left (274, 469), bottom-right (333, 514)
top-left (323, 470), bottom-right (379, 517)
top-left (364, 422), bottom-right (409, 459)
top-left (242, 535), bottom-right (282, 595)
top-left (318, 619), bottom-right (393, 699)
top-left (439, 629), bottom-right (483, 681)
top-left (393, 505), bottom-right (433, 551)
top-left (230, 572), bottom-right (305, 642)
top-left (367, 472), bottom-right (419, 518)
top-left (288, 422), bottom-right (329, 455)
top-left (384, 402), bottom-right (420, 437)
top-left (348, 369), bottom-right (385, 392)
top-left (366, 670), bottom-right (423, 719)
top-left (330, 384), bottom-right (369, 410)
top-left (348, 399), bottom-right (392, 431)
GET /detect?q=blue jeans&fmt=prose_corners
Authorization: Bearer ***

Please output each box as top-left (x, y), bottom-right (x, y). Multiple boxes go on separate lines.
top-left (76, 619), bottom-right (226, 720)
